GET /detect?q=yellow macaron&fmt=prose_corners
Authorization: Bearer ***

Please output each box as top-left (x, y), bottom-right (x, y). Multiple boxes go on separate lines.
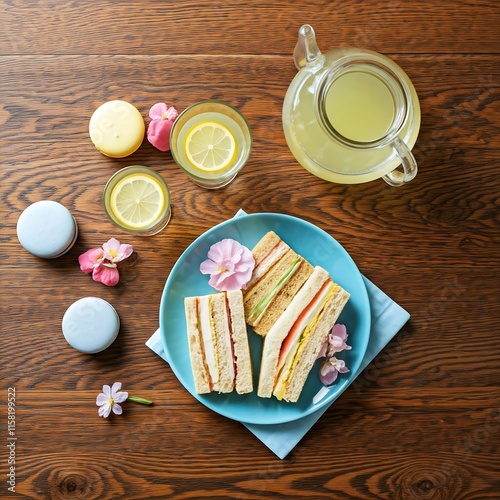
top-left (89, 100), bottom-right (145, 158)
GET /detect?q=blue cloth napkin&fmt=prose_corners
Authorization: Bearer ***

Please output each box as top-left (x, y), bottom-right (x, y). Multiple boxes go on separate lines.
top-left (146, 213), bottom-right (410, 459)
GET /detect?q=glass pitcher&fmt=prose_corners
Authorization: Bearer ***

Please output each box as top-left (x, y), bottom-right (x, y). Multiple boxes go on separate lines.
top-left (282, 25), bottom-right (421, 186)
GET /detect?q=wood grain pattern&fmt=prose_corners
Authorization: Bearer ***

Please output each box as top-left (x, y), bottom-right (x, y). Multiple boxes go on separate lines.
top-left (2, 1), bottom-right (499, 55)
top-left (1, 0), bottom-right (499, 499)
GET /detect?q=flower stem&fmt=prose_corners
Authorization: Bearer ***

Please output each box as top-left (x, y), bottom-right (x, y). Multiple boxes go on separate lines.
top-left (127, 395), bottom-right (153, 405)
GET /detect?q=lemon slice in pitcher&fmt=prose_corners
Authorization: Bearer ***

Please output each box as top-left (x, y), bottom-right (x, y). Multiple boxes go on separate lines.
top-left (184, 121), bottom-right (236, 172)
top-left (110, 174), bottom-right (166, 229)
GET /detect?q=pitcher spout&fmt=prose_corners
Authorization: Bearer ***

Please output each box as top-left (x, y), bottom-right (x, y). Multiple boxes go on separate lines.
top-left (293, 24), bottom-right (323, 70)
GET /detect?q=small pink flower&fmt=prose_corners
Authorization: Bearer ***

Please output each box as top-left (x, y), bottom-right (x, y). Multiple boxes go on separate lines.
top-left (79, 238), bottom-right (133, 286)
top-left (317, 324), bottom-right (351, 386)
top-left (200, 239), bottom-right (255, 291)
top-left (147, 103), bottom-right (179, 152)
top-left (149, 103), bottom-right (178, 121)
top-left (102, 237), bottom-right (133, 263)
top-left (319, 357), bottom-right (350, 386)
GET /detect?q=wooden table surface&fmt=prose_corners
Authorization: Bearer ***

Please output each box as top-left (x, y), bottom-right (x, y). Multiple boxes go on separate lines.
top-left (1, 1), bottom-right (499, 499)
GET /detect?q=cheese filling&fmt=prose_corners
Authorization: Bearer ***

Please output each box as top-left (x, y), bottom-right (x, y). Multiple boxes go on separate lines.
top-left (273, 281), bottom-right (337, 399)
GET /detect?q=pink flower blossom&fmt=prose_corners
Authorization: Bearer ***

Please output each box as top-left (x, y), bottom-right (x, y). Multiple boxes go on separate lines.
top-left (200, 239), bottom-right (255, 291)
top-left (317, 324), bottom-right (351, 386)
top-left (319, 357), bottom-right (350, 385)
top-left (79, 238), bottom-right (133, 286)
top-left (317, 324), bottom-right (351, 358)
top-left (102, 237), bottom-right (133, 263)
top-left (147, 103), bottom-right (179, 152)
top-left (149, 102), bottom-right (178, 121)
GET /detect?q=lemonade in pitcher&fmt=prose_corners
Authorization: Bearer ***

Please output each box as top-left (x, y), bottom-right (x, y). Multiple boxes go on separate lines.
top-left (324, 71), bottom-right (397, 143)
top-left (282, 25), bottom-right (421, 186)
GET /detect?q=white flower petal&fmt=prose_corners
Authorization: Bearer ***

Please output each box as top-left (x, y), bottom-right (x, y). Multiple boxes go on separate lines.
top-left (113, 391), bottom-right (128, 403)
top-left (112, 403), bottom-right (123, 415)
top-left (98, 404), bottom-right (112, 418)
top-left (111, 382), bottom-right (122, 394)
top-left (96, 393), bottom-right (108, 406)
top-left (102, 384), bottom-right (111, 397)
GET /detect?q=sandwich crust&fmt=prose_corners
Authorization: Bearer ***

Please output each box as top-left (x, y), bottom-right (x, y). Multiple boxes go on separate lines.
top-left (185, 297), bottom-right (212, 394)
top-left (226, 290), bottom-right (253, 394)
top-left (249, 230), bottom-right (283, 264)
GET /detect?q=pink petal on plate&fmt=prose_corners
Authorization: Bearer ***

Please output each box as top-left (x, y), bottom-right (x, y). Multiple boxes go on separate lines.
top-left (331, 324), bottom-right (347, 340)
top-left (200, 259), bottom-right (220, 275)
top-left (219, 274), bottom-right (247, 292)
top-left (319, 363), bottom-right (339, 386)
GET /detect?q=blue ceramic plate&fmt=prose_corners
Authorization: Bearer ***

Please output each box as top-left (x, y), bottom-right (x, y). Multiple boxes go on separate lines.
top-left (159, 213), bottom-right (370, 424)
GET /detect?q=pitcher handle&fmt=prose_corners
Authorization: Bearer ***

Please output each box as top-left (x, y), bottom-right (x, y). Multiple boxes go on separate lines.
top-left (383, 137), bottom-right (418, 186)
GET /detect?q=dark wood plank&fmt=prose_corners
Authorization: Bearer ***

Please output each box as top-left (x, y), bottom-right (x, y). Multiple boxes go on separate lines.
top-left (1, 0), bottom-right (499, 55)
top-left (0, 54), bottom-right (498, 146)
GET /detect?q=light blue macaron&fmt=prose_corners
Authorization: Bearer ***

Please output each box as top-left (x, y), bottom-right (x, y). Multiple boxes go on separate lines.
top-left (17, 200), bottom-right (78, 258)
top-left (62, 297), bottom-right (120, 354)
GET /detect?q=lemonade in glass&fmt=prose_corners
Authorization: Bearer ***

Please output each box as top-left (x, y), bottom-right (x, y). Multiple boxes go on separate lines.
top-left (103, 165), bottom-right (171, 236)
top-left (170, 101), bottom-right (252, 189)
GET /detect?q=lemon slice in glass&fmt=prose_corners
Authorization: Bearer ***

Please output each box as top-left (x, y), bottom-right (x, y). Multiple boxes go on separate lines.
top-left (110, 174), bottom-right (166, 229)
top-left (184, 120), bottom-right (236, 172)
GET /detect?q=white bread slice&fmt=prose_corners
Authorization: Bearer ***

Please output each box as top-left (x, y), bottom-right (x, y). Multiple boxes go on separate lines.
top-left (226, 290), bottom-right (253, 394)
top-left (211, 293), bottom-right (235, 393)
top-left (257, 266), bottom-right (330, 398)
top-left (278, 285), bottom-right (350, 403)
top-left (185, 297), bottom-right (211, 394)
